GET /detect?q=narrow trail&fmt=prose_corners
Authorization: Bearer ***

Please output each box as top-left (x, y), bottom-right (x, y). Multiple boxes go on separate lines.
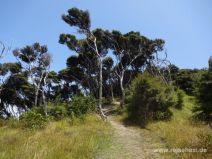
top-left (96, 105), bottom-right (164, 159)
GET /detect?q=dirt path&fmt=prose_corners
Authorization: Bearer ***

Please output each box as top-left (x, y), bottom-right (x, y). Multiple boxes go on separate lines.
top-left (96, 106), bottom-right (164, 159)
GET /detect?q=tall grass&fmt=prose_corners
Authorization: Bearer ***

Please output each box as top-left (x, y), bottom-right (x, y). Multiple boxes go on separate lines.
top-left (148, 95), bottom-right (212, 159)
top-left (0, 114), bottom-right (112, 159)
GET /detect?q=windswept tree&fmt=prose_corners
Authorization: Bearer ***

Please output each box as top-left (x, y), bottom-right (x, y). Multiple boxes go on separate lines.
top-left (13, 43), bottom-right (52, 114)
top-left (107, 31), bottom-right (166, 107)
top-left (59, 8), bottom-right (110, 118)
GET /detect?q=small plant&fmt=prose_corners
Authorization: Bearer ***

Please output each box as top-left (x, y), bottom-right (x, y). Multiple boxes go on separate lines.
top-left (19, 111), bottom-right (48, 130)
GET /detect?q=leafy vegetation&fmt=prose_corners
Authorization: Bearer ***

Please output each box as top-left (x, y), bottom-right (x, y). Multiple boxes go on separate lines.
top-left (19, 111), bottom-right (48, 130)
top-left (0, 6), bottom-right (212, 159)
top-left (195, 71), bottom-right (212, 121)
top-left (127, 73), bottom-right (182, 127)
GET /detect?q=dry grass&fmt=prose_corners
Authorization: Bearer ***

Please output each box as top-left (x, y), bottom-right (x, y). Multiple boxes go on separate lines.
top-left (148, 95), bottom-right (212, 159)
top-left (0, 114), bottom-right (112, 159)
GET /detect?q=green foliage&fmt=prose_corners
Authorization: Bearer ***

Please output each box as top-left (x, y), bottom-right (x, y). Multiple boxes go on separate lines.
top-left (174, 69), bottom-right (206, 95)
top-left (195, 71), bottom-right (212, 121)
top-left (20, 111), bottom-right (48, 130)
top-left (127, 73), bottom-right (177, 127)
top-left (61, 7), bottom-right (91, 32)
top-left (69, 96), bottom-right (96, 117)
top-left (47, 103), bottom-right (69, 120)
top-left (46, 95), bottom-right (96, 119)
top-left (169, 87), bottom-right (184, 110)
top-left (175, 88), bottom-right (184, 109)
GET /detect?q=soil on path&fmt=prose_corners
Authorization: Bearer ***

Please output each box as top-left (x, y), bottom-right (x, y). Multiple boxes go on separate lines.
top-left (96, 105), bottom-right (164, 159)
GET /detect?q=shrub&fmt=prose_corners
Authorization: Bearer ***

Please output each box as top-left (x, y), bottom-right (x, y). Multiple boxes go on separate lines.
top-left (19, 111), bottom-right (48, 130)
top-left (127, 73), bottom-right (177, 127)
top-left (68, 96), bottom-right (96, 117)
top-left (194, 71), bottom-right (212, 122)
top-left (171, 88), bottom-right (184, 109)
top-left (47, 103), bottom-right (69, 120)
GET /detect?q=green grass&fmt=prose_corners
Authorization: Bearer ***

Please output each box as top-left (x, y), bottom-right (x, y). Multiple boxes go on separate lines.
top-left (0, 114), bottom-right (112, 159)
top-left (147, 95), bottom-right (212, 159)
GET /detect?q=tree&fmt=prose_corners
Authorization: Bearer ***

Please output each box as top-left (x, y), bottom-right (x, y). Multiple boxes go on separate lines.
top-left (195, 71), bottom-right (212, 121)
top-left (107, 31), bottom-right (165, 107)
top-left (102, 57), bottom-right (115, 102)
top-left (209, 56), bottom-right (212, 71)
top-left (174, 69), bottom-right (205, 95)
top-left (13, 43), bottom-right (52, 115)
top-left (194, 59), bottom-right (212, 121)
top-left (59, 8), bottom-right (110, 119)
top-left (0, 62), bottom-right (34, 117)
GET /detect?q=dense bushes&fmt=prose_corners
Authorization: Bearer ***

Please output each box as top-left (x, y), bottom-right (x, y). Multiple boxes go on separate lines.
top-left (3, 95), bottom-right (97, 130)
top-left (47, 103), bottom-right (69, 120)
top-left (194, 71), bottom-right (212, 121)
top-left (173, 88), bottom-right (184, 109)
top-left (173, 69), bottom-right (206, 95)
top-left (127, 73), bottom-right (181, 127)
top-left (20, 111), bottom-right (48, 130)
top-left (46, 95), bottom-right (96, 120)
top-left (69, 96), bottom-right (96, 117)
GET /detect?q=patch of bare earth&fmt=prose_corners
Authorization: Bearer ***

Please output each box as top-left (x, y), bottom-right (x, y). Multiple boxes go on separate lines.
top-left (96, 106), bottom-right (165, 159)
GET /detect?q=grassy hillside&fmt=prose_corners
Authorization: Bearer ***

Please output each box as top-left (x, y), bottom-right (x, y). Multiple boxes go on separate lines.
top-left (0, 114), bottom-right (112, 159)
top-left (148, 95), bottom-right (212, 158)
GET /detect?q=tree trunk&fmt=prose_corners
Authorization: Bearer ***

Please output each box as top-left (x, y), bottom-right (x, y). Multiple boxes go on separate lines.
top-left (43, 72), bottom-right (48, 116)
top-left (109, 78), bottom-right (114, 102)
top-left (120, 72), bottom-right (125, 108)
top-left (98, 57), bottom-right (107, 119)
top-left (110, 84), bottom-right (114, 102)
top-left (34, 87), bottom-right (39, 107)
top-left (35, 72), bottom-right (44, 107)
top-left (42, 90), bottom-right (47, 116)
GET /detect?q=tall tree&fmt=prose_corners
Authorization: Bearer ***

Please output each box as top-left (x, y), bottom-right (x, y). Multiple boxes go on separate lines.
top-left (13, 43), bottom-right (52, 113)
top-left (107, 31), bottom-right (165, 107)
top-left (59, 8), bottom-right (110, 119)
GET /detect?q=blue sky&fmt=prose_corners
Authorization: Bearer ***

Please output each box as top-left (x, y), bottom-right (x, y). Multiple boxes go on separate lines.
top-left (0, 0), bottom-right (212, 71)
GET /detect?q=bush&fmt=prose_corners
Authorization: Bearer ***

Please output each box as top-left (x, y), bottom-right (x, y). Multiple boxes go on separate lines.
top-left (68, 96), bottom-right (96, 117)
top-left (171, 88), bottom-right (184, 109)
top-left (19, 111), bottom-right (48, 130)
top-left (42, 95), bottom-right (96, 120)
top-left (127, 73), bottom-right (177, 127)
top-left (47, 103), bottom-right (69, 120)
top-left (194, 71), bottom-right (212, 122)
